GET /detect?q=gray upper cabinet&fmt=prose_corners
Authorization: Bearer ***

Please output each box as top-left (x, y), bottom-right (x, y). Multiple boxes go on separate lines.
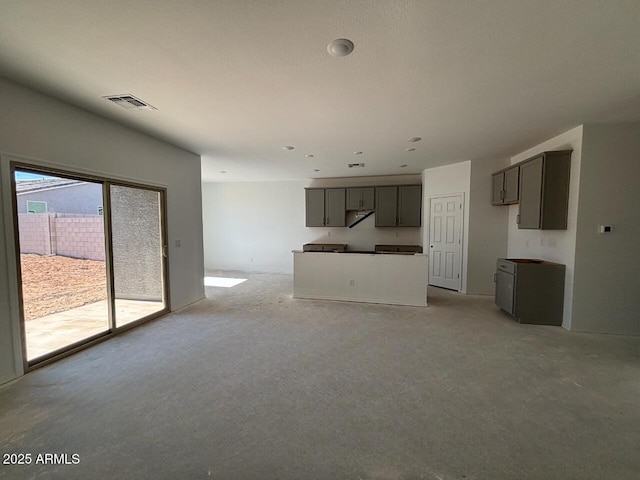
top-left (375, 185), bottom-right (422, 227)
top-left (346, 187), bottom-right (374, 210)
top-left (305, 189), bottom-right (325, 227)
top-left (518, 151), bottom-right (571, 229)
top-left (305, 188), bottom-right (346, 227)
top-left (325, 188), bottom-right (346, 227)
top-left (398, 185), bottom-right (422, 226)
top-left (375, 186), bottom-right (398, 226)
top-left (307, 184), bottom-right (421, 228)
top-left (492, 165), bottom-right (519, 205)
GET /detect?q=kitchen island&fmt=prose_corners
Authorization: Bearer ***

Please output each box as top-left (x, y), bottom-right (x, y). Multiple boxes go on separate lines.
top-left (292, 250), bottom-right (428, 307)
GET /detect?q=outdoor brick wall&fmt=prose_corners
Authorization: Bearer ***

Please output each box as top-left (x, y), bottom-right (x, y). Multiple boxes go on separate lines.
top-left (18, 213), bottom-right (105, 261)
top-left (54, 216), bottom-right (105, 261)
top-left (18, 213), bottom-right (54, 256)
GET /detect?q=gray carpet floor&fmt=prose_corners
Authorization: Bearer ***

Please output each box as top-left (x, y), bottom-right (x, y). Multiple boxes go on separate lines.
top-left (1, 271), bottom-right (639, 480)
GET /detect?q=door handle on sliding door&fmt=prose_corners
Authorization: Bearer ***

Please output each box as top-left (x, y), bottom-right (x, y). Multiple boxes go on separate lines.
top-left (162, 245), bottom-right (168, 258)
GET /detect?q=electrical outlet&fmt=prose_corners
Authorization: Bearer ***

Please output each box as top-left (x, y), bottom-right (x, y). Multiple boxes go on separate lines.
top-left (175, 240), bottom-right (181, 247)
top-left (349, 279), bottom-right (355, 286)
top-left (327, 231), bottom-right (331, 237)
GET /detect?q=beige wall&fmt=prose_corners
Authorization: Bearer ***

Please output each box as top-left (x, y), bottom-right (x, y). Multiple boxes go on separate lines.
top-left (571, 122), bottom-right (640, 334)
top-left (467, 157), bottom-right (510, 295)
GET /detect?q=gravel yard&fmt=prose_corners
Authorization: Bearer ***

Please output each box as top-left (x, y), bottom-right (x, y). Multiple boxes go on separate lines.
top-left (20, 254), bottom-right (107, 321)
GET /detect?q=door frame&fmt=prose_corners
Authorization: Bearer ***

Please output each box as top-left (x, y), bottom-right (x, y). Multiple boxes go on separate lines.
top-left (427, 193), bottom-right (465, 292)
top-left (6, 157), bottom-right (170, 372)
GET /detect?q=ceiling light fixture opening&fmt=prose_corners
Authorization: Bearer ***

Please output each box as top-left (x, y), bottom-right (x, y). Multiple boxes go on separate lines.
top-left (407, 136), bottom-right (422, 143)
top-left (282, 145), bottom-right (295, 150)
top-left (406, 148), bottom-right (416, 152)
top-left (354, 151), bottom-right (363, 155)
top-left (327, 38), bottom-right (355, 57)
top-left (305, 154), bottom-right (314, 158)
top-left (399, 164), bottom-right (408, 168)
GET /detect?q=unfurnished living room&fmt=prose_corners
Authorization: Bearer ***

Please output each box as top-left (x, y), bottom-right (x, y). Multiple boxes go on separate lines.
top-left (0, 1), bottom-right (639, 479)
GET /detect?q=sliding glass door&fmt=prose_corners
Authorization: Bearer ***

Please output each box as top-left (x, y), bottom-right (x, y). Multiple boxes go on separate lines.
top-left (12, 164), bottom-right (168, 367)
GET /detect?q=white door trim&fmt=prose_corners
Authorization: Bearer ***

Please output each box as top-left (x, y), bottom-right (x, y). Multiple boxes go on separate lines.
top-left (428, 193), bottom-right (465, 292)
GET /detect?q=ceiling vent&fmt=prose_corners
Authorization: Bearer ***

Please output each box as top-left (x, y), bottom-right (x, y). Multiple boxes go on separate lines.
top-left (103, 94), bottom-right (156, 110)
top-left (348, 163), bottom-right (365, 168)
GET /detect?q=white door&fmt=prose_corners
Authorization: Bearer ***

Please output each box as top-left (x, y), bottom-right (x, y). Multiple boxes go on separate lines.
top-left (429, 195), bottom-right (463, 290)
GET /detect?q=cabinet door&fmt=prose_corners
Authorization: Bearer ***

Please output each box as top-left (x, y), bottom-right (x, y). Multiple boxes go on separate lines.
top-left (305, 189), bottom-right (325, 227)
top-left (346, 188), bottom-right (361, 210)
top-left (325, 188), bottom-right (346, 227)
top-left (360, 187), bottom-right (375, 209)
top-left (495, 270), bottom-right (515, 314)
top-left (491, 172), bottom-right (504, 205)
top-left (503, 166), bottom-right (519, 204)
top-left (398, 185), bottom-right (422, 227)
top-left (518, 157), bottom-right (543, 229)
top-left (375, 186), bottom-right (398, 226)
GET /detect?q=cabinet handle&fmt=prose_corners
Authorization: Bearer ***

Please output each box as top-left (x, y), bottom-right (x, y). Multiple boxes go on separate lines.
top-left (516, 214), bottom-right (520, 224)
top-left (500, 190), bottom-right (505, 200)
top-left (493, 273), bottom-right (497, 283)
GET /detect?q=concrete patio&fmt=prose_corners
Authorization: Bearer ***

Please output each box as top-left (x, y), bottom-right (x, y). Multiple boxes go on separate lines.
top-left (25, 299), bottom-right (164, 360)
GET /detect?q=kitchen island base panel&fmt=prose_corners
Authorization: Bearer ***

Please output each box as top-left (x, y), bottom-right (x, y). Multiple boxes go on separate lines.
top-left (293, 251), bottom-right (428, 307)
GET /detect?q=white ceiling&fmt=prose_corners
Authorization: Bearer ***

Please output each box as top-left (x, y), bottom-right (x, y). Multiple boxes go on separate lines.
top-left (1, 1), bottom-right (639, 182)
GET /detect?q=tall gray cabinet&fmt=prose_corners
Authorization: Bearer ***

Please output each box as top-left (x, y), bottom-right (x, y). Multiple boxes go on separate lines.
top-left (518, 151), bottom-right (571, 229)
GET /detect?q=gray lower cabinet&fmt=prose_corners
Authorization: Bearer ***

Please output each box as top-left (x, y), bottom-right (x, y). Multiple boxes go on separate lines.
top-left (346, 187), bottom-right (374, 210)
top-left (495, 258), bottom-right (565, 325)
top-left (492, 165), bottom-right (519, 205)
top-left (518, 150), bottom-right (571, 229)
top-left (305, 188), bottom-right (346, 227)
top-left (375, 185), bottom-right (422, 227)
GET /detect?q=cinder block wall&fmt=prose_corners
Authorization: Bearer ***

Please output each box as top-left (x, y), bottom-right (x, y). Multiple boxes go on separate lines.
top-left (53, 215), bottom-right (105, 261)
top-left (17, 213), bottom-right (53, 255)
top-left (17, 213), bottom-right (105, 261)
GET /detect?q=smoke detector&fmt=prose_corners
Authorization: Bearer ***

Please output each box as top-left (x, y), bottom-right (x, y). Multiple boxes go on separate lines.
top-left (103, 94), bottom-right (156, 110)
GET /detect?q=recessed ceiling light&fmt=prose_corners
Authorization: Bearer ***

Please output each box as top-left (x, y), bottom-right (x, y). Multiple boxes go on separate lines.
top-left (282, 145), bottom-right (295, 150)
top-left (399, 164), bottom-right (408, 168)
top-left (406, 148), bottom-right (416, 152)
top-left (354, 151), bottom-right (363, 155)
top-left (305, 154), bottom-right (314, 158)
top-left (407, 137), bottom-right (422, 143)
top-left (219, 170), bottom-right (227, 174)
top-left (327, 38), bottom-right (355, 57)
top-left (314, 169), bottom-right (320, 172)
